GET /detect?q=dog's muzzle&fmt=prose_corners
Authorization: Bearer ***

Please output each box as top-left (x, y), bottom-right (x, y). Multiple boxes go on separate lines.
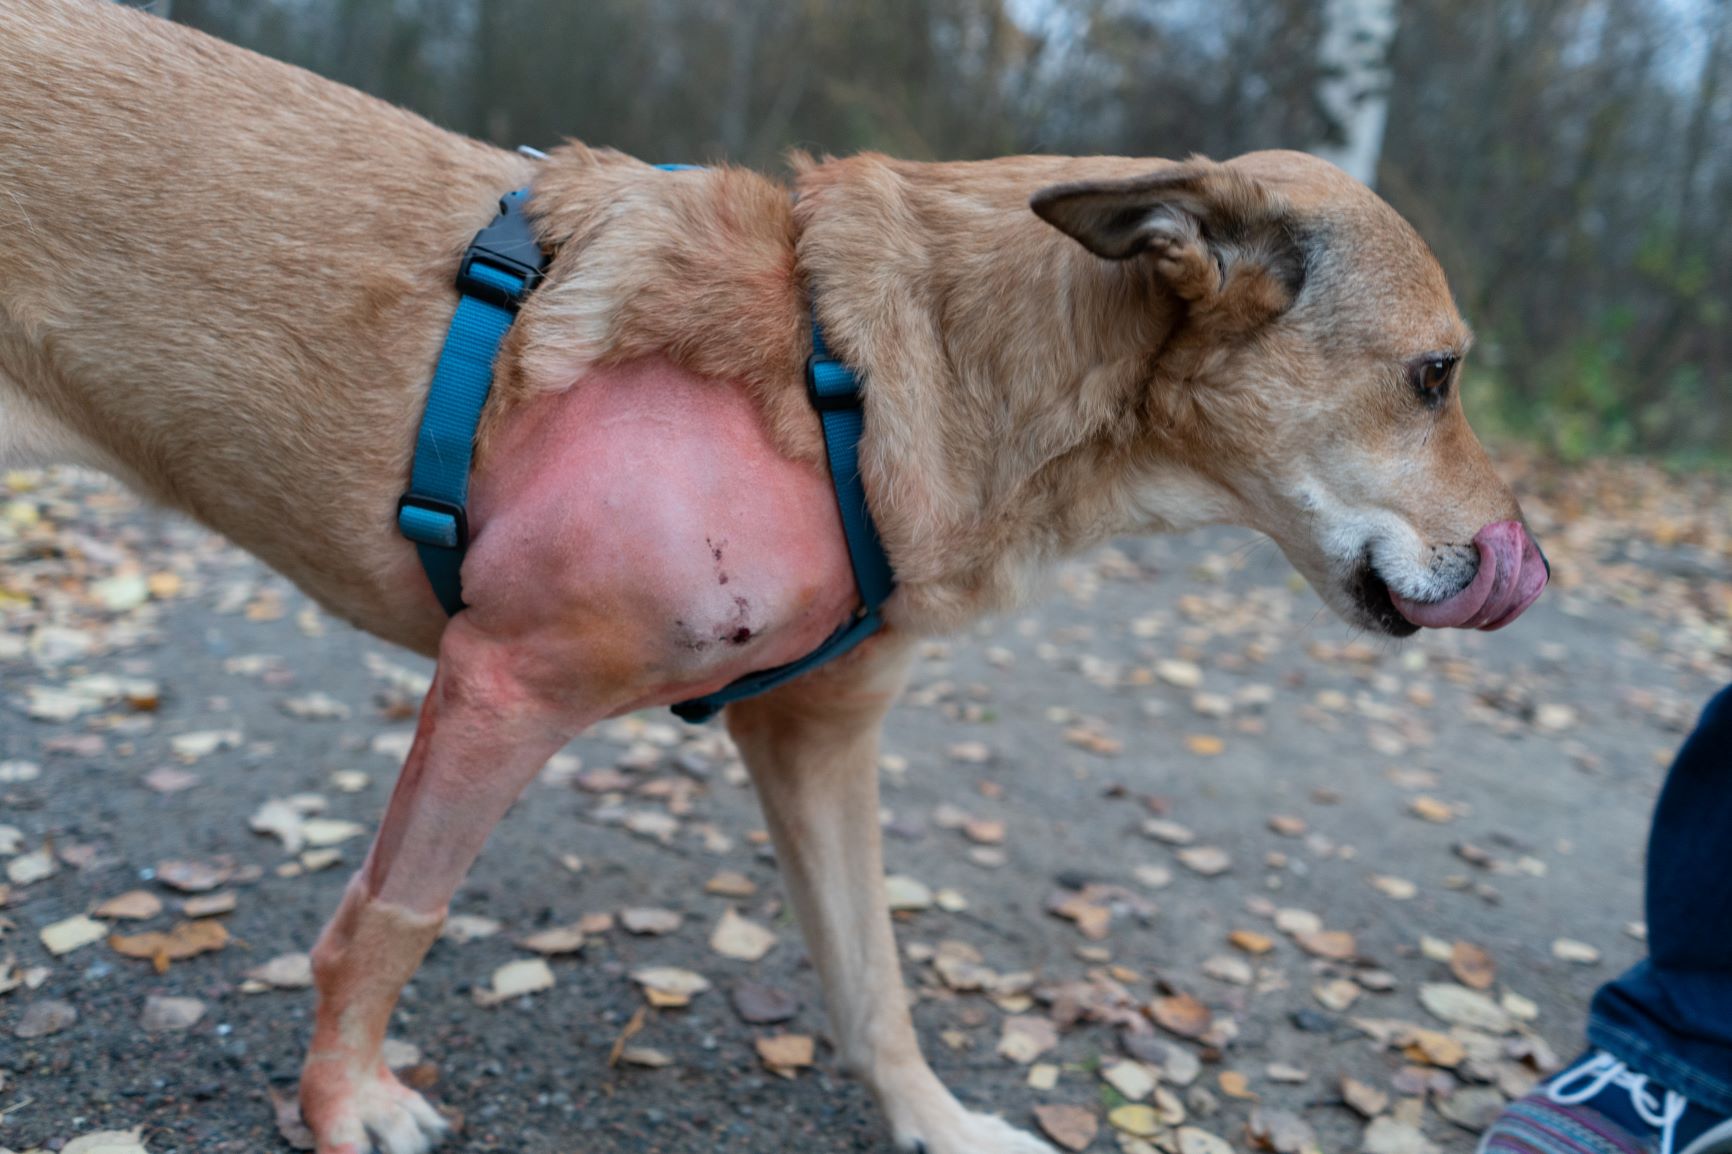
top-left (1385, 520), bottom-right (1550, 632)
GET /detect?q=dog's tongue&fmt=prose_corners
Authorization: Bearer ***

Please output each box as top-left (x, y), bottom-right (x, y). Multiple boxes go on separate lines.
top-left (1390, 521), bottom-right (1549, 631)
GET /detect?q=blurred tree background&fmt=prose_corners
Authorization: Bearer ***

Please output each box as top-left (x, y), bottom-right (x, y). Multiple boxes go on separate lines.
top-left (151, 0), bottom-right (1729, 462)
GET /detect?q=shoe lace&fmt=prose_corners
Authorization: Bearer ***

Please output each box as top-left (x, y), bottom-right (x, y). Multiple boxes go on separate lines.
top-left (1549, 1052), bottom-right (1689, 1154)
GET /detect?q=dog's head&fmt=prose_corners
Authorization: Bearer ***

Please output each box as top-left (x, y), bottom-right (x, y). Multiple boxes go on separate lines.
top-left (1030, 150), bottom-right (1547, 636)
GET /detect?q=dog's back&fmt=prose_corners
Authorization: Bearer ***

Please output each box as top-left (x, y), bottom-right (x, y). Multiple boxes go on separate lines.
top-left (0, 0), bottom-right (532, 644)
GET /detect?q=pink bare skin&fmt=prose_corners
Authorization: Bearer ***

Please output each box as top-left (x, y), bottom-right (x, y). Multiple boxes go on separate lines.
top-left (462, 356), bottom-right (858, 708)
top-left (300, 358), bottom-right (858, 1153)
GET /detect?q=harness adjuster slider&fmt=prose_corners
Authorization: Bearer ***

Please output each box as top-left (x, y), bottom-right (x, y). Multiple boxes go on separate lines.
top-left (397, 494), bottom-right (469, 552)
top-left (806, 354), bottom-right (860, 412)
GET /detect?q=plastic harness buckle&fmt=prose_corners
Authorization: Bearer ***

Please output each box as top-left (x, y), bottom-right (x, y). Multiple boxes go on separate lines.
top-left (455, 189), bottom-right (545, 310)
top-left (398, 186), bottom-right (547, 615)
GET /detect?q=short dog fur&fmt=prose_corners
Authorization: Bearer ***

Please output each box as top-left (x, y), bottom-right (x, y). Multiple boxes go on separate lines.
top-left (0, 3), bottom-right (1548, 1152)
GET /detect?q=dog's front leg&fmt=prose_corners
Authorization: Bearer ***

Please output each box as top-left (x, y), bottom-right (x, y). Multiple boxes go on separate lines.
top-left (727, 640), bottom-right (1055, 1154)
top-left (301, 619), bottom-right (578, 1154)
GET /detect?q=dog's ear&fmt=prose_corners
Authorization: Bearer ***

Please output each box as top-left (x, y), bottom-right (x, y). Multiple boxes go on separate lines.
top-left (1030, 158), bottom-right (1306, 321)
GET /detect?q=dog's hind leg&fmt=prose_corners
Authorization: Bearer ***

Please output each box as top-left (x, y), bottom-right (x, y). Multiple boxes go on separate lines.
top-left (726, 639), bottom-right (1057, 1154)
top-left (299, 618), bottom-right (585, 1154)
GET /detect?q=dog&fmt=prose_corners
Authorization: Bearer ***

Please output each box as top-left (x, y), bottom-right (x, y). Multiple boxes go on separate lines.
top-left (0, 3), bottom-right (1549, 1152)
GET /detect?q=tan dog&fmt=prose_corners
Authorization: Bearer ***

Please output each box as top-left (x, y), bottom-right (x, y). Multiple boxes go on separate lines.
top-left (0, 3), bottom-right (1548, 1152)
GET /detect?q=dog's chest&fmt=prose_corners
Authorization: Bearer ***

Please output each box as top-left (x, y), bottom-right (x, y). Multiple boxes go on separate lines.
top-left (462, 359), bottom-right (858, 701)
top-left (0, 372), bottom-right (121, 473)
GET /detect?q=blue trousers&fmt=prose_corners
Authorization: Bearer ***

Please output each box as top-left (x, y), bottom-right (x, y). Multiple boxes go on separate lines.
top-left (1589, 684), bottom-right (1732, 1114)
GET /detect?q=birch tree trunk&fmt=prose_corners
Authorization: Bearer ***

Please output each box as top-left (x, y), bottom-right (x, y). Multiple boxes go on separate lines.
top-left (1314, 0), bottom-right (1399, 187)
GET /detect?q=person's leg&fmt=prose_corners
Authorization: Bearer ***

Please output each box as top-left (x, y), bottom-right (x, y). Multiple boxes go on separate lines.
top-left (1482, 685), bottom-right (1732, 1154)
top-left (1589, 684), bottom-right (1732, 1115)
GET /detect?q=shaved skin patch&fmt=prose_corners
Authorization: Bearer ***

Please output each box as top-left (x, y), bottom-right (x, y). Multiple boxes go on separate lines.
top-left (464, 358), bottom-right (857, 703)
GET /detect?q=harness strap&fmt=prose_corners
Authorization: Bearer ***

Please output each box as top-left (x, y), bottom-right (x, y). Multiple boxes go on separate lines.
top-left (401, 171), bottom-right (894, 723)
top-left (398, 188), bottom-right (547, 614)
top-left (669, 323), bottom-right (894, 722)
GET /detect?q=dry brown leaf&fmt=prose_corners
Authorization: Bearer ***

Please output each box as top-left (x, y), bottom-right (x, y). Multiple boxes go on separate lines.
top-left (1402, 1028), bottom-right (1467, 1068)
top-left (1552, 938), bottom-right (1601, 965)
top-left (1437, 1087), bottom-right (1507, 1132)
top-left (1033, 1104), bottom-right (1099, 1152)
top-left (732, 981), bottom-right (799, 1025)
top-left (576, 911), bottom-right (615, 935)
top-left (710, 907), bottom-right (777, 962)
top-left (1108, 1103), bottom-right (1161, 1137)
top-left (109, 919), bottom-right (230, 972)
top-left (1157, 660), bottom-right (1203, 688)
top-left (1419, 983), bottom-right (1513, 1033)
top-left (8, 846), bottom-right (58, 887)
top-left (1101, 1060), bottom-right (1156, 1102)
top-left (1409, 796), bottom-right (1457, 823)
top-left (1248, 1108), bottom-right (1322, 1154)
top-left (998, 1014), bottom-right (1059, 1064)
top-left (1371, 875), bottom-right (1418, 900)
top-left (246, 952), bottom-right (314, 990)
top-left (755, 1033), bottom-right (815, 1077)
top-left (140, 994), bottom-right (206, 1031)
top-left (62, 1129), bottom-right (151, 1154)
top-left (703, 870), bottom-right (757, 898)
top-left (1219, 1070), bottom-right (1257, 1099)
top-left (1150, 993), bottom-right (1213, 1039)
top-left (1274, 907), bottom-right (1322, 935)
top-left (1143, 819), bottom-right (1196, 846)
top-left (155, 858), bottom-right (233, 893)
top-left (473, 958), bottom-right (554, 1006)
top-left (1313, 978), bottom-right (1361, 1012)
top-left (1362, 1116), bottom-right (1440, 1154)
top-left (1341, 1075), bottom-right (1390, 1118)
top-left (1294, 929), bottom-right (1356, 960)
top-left (885, 875), bottom-right (934, 912)
top-left (93, 890), bottom-right (162, 921)
top-left (41, 915), bottom-right (109, 956)
top-left (1229, 929), bottom-right (1275, 955)
top-left (619, 1045), bottom-right (673, 1068)
top-left (439, 913), bottom-right (502, 943)
top-left (519, 925), bottom-right (587, 955)
top-left (620, 907), bottom-right (683, 935)
top-left (1202, 954), bottom-right (1254, 986)
top-left (947, 741), bottom-right (993, 764)
top-left (631, 965), bottom-right (711, 1007)
top-left (963, 818), bottom-right (1006, 845)
top-left (1176, 1127), bottom-right (1236, 1154)
top-left (182, 891), bottom-right (237, 918)
top-left (1176, 846), bottom-right (1232, 876)
top-left (15, 998), bottom-right (77, 1038)
top-left (1449, 941), bottom-right (1497, 990)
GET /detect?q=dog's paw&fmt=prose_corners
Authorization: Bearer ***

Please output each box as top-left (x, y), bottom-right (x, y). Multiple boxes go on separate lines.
top-left (900, 1110), bottom-right (1058, 1154)
top-left (301, 1065), bottom-right (449, 1154)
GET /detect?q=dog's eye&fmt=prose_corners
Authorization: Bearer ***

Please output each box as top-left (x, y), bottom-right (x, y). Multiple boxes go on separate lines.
top-left (1410, 356), bottom-right (1457, 402)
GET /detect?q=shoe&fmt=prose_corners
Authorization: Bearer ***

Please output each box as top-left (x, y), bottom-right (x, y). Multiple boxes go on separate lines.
top-left (1479, 1050), bottom-right (1732, 1154)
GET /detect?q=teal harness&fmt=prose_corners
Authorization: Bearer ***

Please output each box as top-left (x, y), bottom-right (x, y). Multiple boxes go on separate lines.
top-left (397, 176), bottom-right (894, 723)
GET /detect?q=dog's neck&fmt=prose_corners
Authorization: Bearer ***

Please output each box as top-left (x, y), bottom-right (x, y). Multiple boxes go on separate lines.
top-left (791, 155), bottom-right (1216, 631)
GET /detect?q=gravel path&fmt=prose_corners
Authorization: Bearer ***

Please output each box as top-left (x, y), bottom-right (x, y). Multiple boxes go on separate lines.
top-left (1, 461), bottom-right (1727, 1153)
